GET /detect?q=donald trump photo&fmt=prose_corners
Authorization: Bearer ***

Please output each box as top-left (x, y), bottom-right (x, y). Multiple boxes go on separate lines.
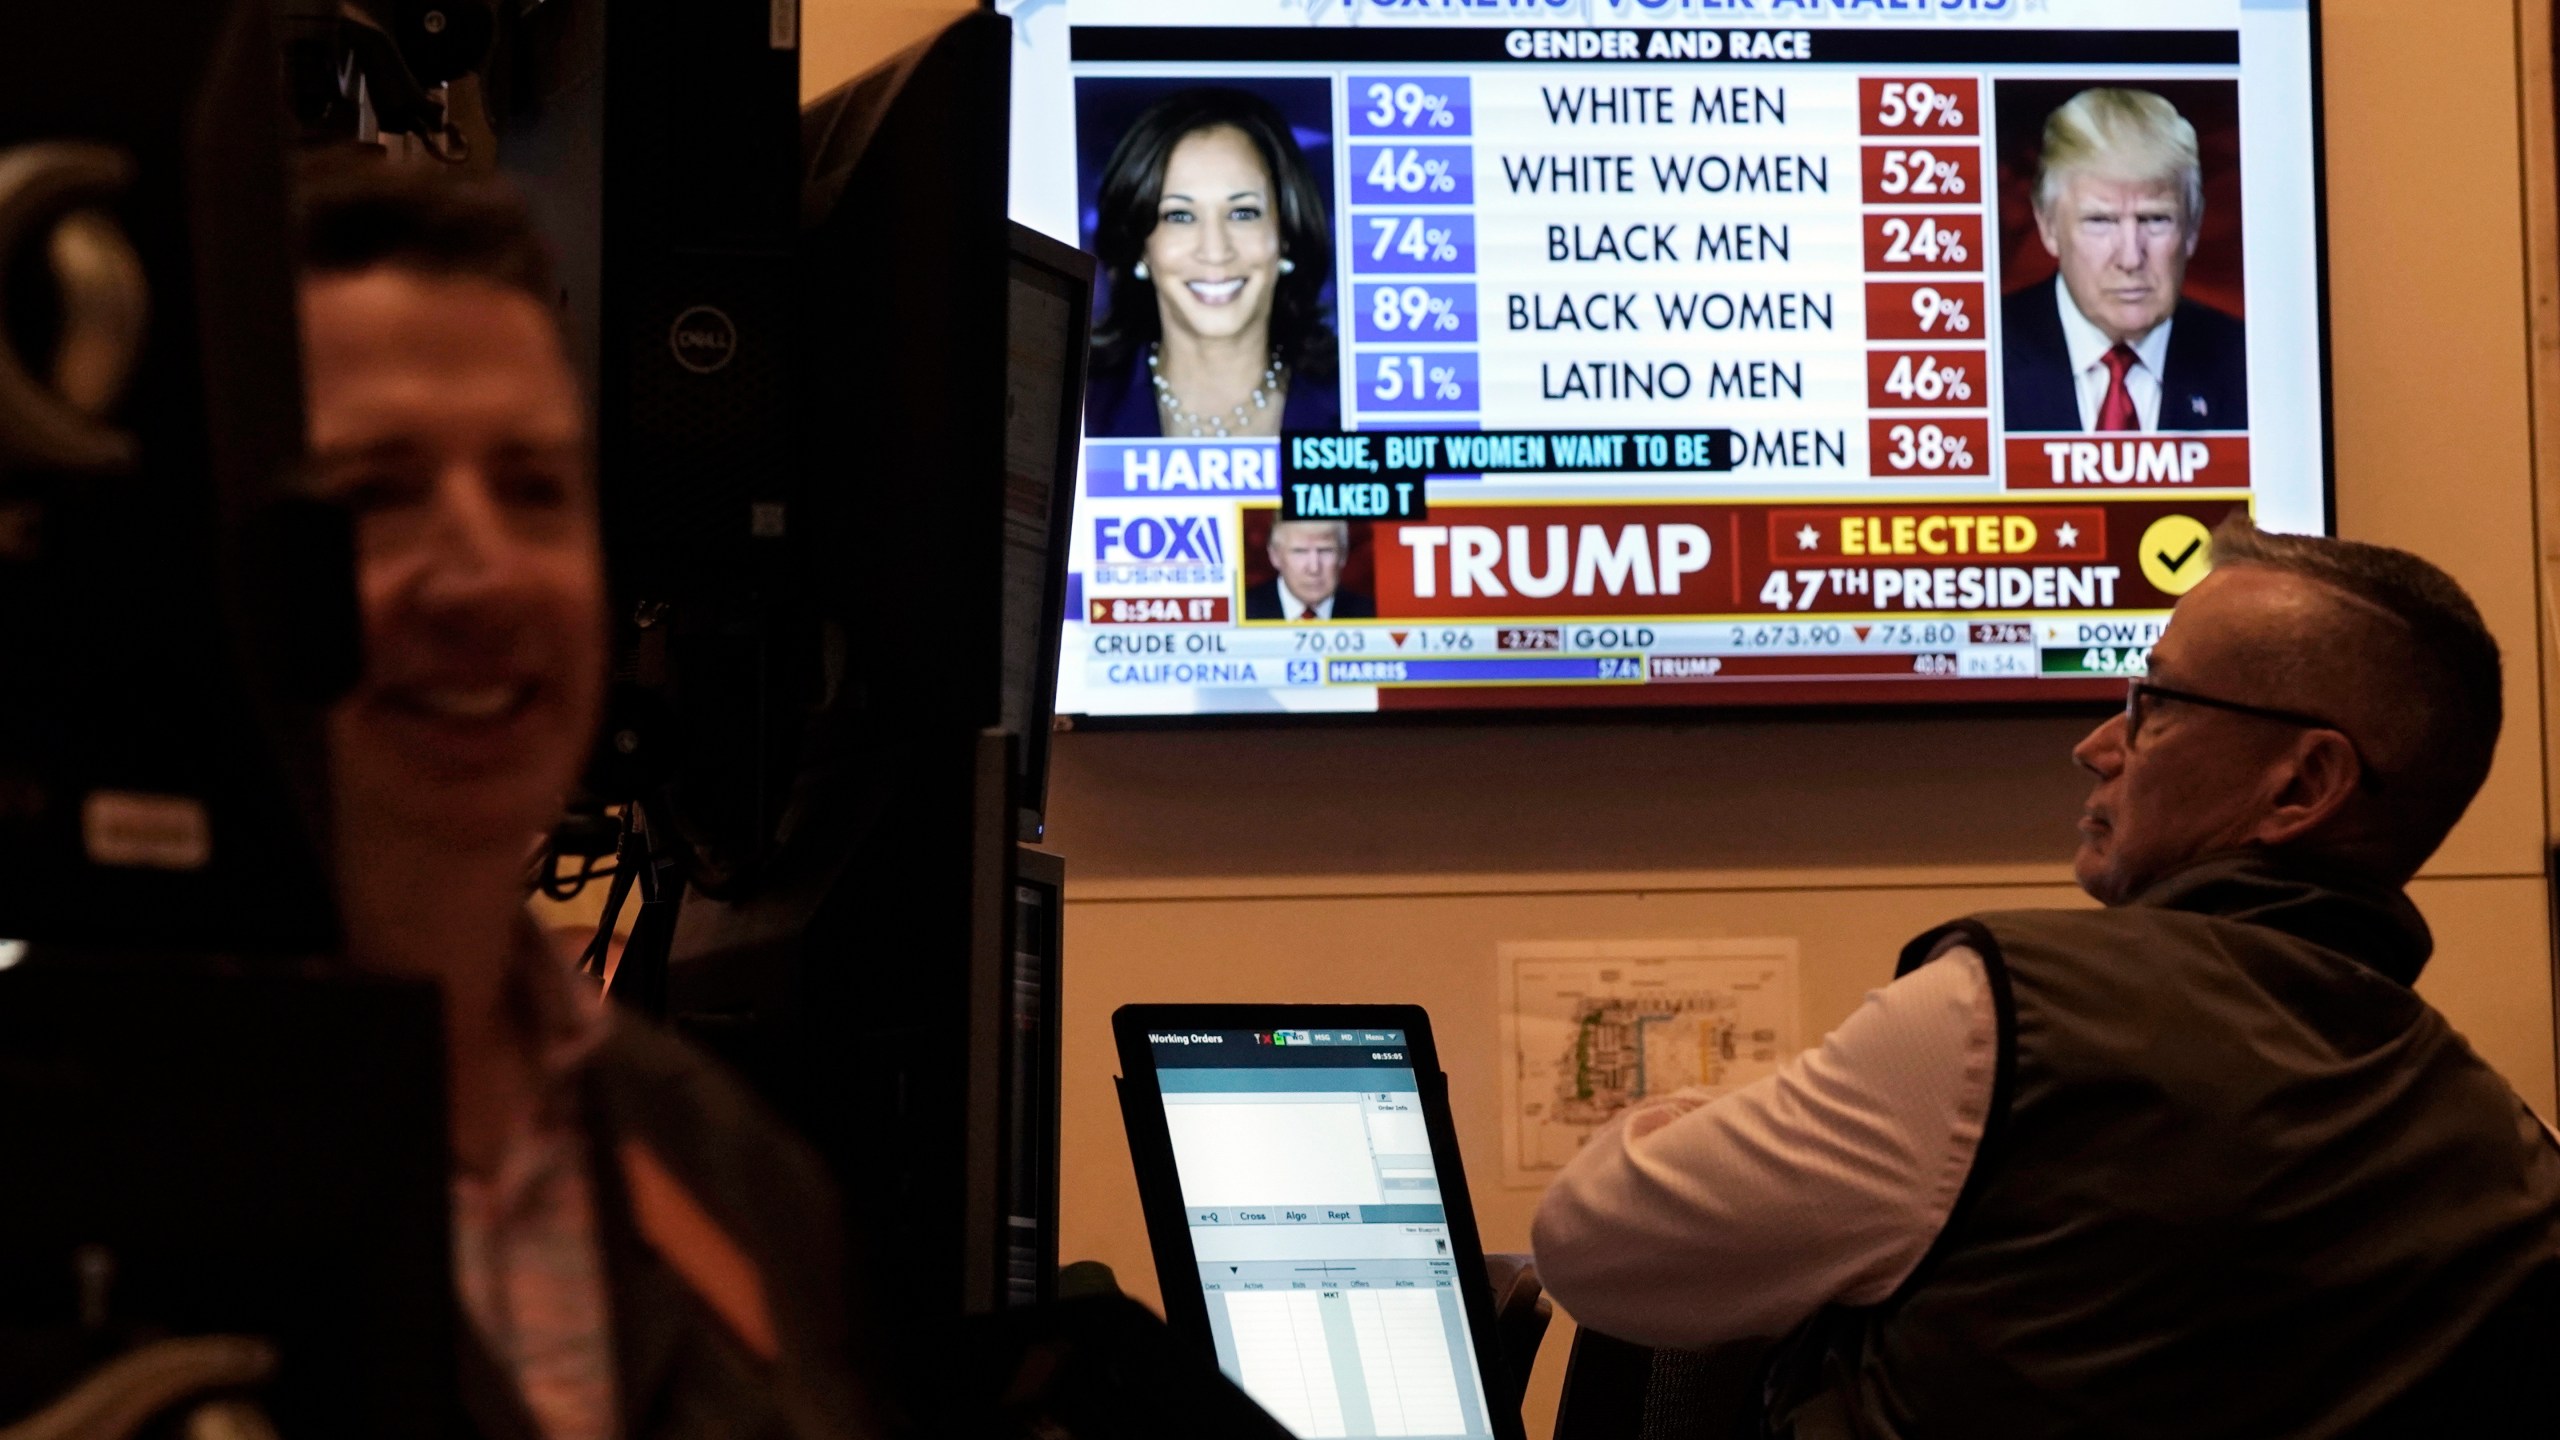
top-left (1245, 517), bottom-right (1374, 621)
top-left (2000, 88), bottom-right (2248, 433)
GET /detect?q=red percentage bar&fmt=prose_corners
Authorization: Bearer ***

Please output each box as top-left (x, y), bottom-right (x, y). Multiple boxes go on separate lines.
top-left (1866, 350), bottom-right (1986, 410)
top-left (1859, 78), bottom-right (1979, 136)
top-left (1863, 213), bottom-right (1981, 273)
top-left (1867, 417), bottom-right (1991, 477)
top-left (1865, 280), bottom-right (1985, 341)
top-left (1860, 145), bottom-right (1981, 206)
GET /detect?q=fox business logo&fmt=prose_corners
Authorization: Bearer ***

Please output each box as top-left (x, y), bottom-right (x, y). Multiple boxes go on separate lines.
top-left (1093, 514), bottom-right (1228, 587)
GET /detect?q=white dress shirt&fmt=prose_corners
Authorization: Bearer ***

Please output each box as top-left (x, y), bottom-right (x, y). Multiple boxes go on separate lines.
top-left (452, 929), bottom-right (618, 1440)
top-left (1531, 945), bottom-right (1996, 1348)
top-left (2055, 277), bottom-right (2174, 431)
top-left (1283, 585), bottom-right (1335, 621)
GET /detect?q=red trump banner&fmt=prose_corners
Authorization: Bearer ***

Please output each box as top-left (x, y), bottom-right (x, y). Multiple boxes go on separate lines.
top-left (1359, 499), bottom-right (2244, 620)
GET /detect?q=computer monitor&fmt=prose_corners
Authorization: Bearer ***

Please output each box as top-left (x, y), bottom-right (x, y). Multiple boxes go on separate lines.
top-left (1115, 1005), bottom-right (1527, 1440)
top-left (495, 0), bottom-right (804, 895)
top-left (667, 7), bottom-right (1048, 1347)
top-left (1004, 845), bottom-right (1068, 1307)
top-left (1002, 223), bottom-right (1096, 841)
top-left (1004, 1), bottom-right (2331, 722)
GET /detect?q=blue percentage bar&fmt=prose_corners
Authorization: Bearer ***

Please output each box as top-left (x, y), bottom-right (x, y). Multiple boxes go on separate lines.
top-left (1351, 213), bottom-right (1476, 275)
top-left (1327, 656), bottom-right (1642, 685)
top-left (1354, 283), bottom-right (1478, 344)
top-left (1350, 144), bottom-right (1473, 205)
top-left (1348, 76), bottom-right (1473, 136)
top-left (1360, 352), bottom-right (1479, 413)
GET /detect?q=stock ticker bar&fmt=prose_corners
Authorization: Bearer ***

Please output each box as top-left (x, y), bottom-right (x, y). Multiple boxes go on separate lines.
top-left (1077, 497), bottom-right (2233, 698)
top-left (1032, 3), bottom-right (2314, 718)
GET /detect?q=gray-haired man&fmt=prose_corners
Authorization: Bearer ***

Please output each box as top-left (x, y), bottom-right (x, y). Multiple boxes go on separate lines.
top-left (1535, 517), bottom-right (2560, 1437)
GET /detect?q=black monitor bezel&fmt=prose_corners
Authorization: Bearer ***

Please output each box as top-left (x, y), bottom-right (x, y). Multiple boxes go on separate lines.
top-left (1112, 1002), bottom-right (1530, 1440)
top-left (1005, 222), bottom-right (1096, 839)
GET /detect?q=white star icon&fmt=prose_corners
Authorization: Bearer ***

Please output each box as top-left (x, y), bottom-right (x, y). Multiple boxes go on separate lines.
top-left (2055, 523), bottom-right (2080, 548)
top-left (1795, 524), bottom-right (1821, 550)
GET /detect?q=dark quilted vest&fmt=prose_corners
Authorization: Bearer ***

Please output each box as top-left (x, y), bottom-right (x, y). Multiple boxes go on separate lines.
top-left (1766, 853), bottom-right (2560, 1439)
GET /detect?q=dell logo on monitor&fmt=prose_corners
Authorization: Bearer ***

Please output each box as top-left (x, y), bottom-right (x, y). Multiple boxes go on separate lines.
top-left (668, 305), bottom-right (738, 374)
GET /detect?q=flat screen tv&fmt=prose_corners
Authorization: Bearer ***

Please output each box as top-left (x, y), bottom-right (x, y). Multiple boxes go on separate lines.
top-left (1001, 0), bottom-right (2328, 721)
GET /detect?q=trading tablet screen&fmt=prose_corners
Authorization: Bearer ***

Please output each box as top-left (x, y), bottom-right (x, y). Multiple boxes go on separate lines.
top-left (1004, 1), bottom-right (2326, 720)
top-left (1144, 1027), bottom-right (1499, 1439)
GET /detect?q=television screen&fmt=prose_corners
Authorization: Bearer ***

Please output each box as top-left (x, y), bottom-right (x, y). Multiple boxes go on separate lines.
top-left (1003, 0), bottom-right (2327, 720)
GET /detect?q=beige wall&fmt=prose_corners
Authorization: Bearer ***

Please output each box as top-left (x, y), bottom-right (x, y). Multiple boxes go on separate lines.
top-left (1028, 5), bottom-right (2560, 1437)
top-left (802, 0), bottom-right (977, 97)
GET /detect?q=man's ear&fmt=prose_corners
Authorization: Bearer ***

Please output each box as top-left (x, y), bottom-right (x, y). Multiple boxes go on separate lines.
top-left (2251, 729), bottom-right (2364, 848)
top-left (2034, 206), bottom-right (2061, 258)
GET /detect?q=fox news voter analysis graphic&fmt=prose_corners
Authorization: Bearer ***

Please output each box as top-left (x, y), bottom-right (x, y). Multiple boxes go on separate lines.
top-left (1003, 1), bottom-right (2327, 719)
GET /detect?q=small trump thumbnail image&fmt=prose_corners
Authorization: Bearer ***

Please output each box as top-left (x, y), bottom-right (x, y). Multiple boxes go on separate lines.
top-left (1240, 509), bottom-right (1378, 622)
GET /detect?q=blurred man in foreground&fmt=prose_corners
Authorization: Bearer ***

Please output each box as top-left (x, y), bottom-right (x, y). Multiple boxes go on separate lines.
top-left (1535, 517), bottom-right (2560, 1437)
top-left (300, 163), bottom-right (875, 1440)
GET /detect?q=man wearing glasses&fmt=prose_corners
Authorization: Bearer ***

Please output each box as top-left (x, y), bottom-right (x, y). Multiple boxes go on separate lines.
top-left (1534, 517), bottom-right (2560, 1436)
